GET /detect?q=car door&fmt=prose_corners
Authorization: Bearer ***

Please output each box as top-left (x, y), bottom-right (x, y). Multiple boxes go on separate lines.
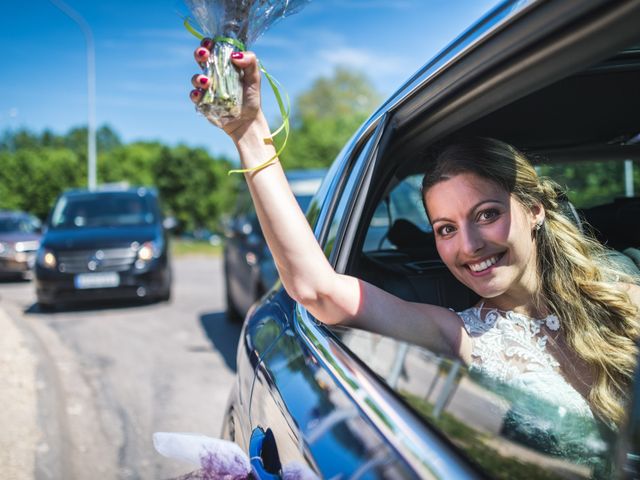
top-left (246, 121), bottom-right (450, 478)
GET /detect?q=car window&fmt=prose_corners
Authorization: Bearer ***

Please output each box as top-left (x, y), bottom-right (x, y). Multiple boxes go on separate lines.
top-left (50, 192), bottom-right (158, 229)
top-left (538, 157), bottom-right (639, 209)
top-left (363, 174), bottom-right (431, 252)
top-left (326, 161), bottom-right (632, 479)
top-left (0, 217), bottom-right (24, 233)
top-left (314, 29), bottom-right (640, 477)
top-left (0, 214), bottom-right (40, 233)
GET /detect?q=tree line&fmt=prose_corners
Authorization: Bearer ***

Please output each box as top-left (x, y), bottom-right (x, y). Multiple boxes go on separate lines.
top-left (0, 68), bottom-right (381, 234)
top-left (0, 126), bottom-right (238, 235)
top-left (3, 65), bottom-right (627, 234)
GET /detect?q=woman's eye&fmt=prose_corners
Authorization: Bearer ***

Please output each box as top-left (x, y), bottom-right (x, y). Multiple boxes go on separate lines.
top-left (437, 225), bottom-right (455, 236)
top-left (478, 209), bottom-right (499, 222)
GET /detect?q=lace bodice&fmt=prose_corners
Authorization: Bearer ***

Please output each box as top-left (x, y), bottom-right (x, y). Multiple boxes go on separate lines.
top-left (457, 306), bottom-right (612, 476)
top-left (458, 305), bottom-right (593, 418)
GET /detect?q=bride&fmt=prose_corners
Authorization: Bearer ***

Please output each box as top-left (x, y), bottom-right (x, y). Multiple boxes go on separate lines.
top-left (190, 44), bottom-right (640, 461)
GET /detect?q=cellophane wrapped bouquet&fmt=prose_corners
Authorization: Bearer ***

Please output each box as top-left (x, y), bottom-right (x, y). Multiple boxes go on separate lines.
top-left (184, 0), bottom-right (310, 127)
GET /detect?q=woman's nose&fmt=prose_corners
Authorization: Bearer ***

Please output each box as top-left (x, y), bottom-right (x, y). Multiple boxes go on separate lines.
top-left (460, 225), bottom-right (484, 255)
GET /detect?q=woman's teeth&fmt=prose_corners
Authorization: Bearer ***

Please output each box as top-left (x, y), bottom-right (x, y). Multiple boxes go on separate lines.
top-left (469, 255), bottom-right (499, 272)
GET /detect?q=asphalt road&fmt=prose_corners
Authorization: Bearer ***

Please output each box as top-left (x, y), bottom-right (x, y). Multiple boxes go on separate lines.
top-left (0, 255), bottom-right (239, 480)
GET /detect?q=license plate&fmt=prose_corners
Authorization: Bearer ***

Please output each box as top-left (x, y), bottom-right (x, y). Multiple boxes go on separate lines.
top-left (74, 272), bottom-right (120, 289)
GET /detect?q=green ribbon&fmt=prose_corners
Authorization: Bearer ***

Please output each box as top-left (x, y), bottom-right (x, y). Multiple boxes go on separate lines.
top-left (184, 18), bottom-right (290, 175)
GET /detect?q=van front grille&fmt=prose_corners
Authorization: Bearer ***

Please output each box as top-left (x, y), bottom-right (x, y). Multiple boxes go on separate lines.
top-left (57, 248), bottom-right (136, 273)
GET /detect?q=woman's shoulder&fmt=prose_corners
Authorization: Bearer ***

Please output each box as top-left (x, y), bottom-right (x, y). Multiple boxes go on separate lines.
top-left (456, 304), bottom-right (491, 336)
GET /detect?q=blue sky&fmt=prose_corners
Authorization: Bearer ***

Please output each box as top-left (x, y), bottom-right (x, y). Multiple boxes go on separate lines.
top-left (1, 0), bottom-right (500, 161)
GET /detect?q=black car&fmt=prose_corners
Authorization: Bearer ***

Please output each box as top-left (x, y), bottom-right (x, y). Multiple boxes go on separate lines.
top-left (35, 186), bottom-right (172, 309)
top-left (223, 169), bottom-right (326, 320)
top-left (222, 1), bottom-right (640, 479)
top-left (0, 210), bottom-right (42, 279)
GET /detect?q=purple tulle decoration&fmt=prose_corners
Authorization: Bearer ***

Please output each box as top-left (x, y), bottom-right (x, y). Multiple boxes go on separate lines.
top-left (153, 432), bottom-right (320, 479)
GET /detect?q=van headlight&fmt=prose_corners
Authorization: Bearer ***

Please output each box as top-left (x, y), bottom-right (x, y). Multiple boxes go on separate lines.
top-left (37, 248), bottom-right (57, 269)
top-left (135, 240), bottom-right (162, 268)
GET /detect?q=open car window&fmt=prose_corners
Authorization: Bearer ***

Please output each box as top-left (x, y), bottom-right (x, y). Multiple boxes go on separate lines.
top-left (322, 44), bottom-right (640, 479)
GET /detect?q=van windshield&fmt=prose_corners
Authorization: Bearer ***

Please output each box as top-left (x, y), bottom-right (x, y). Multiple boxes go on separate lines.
top-left (50, 192), bottom-right (158, 229)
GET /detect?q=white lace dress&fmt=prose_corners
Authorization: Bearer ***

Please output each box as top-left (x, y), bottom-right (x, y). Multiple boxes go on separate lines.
top-left (457, 305), bottom-right (612, 474)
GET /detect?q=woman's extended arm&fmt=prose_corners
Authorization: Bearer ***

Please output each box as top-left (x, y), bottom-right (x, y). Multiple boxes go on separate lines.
top-left (191, 47), bottom-right (469, 359)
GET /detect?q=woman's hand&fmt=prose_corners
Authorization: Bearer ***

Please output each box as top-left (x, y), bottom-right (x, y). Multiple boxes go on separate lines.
top-left (190, 38), bottom-right (264, 141)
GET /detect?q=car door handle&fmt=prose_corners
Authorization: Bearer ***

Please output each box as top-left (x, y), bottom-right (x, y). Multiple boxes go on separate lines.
top-left (249, 427), bottom-right (282, 479)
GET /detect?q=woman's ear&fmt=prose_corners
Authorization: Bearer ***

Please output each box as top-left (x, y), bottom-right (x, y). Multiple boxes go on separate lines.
top-left (530, 203), bottom-right (545, 231)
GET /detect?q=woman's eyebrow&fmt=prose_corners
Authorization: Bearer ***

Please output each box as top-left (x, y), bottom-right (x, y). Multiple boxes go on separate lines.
top-left (431, 199), bottom-right (504, 225)
top-left (470, 199), bottom-right (504, 212)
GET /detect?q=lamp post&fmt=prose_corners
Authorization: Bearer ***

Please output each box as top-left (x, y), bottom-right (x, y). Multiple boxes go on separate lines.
top-left (50, 0), bottom-right (97, 190)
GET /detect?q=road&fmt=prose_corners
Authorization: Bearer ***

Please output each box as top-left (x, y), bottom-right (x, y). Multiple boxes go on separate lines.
top-left (0, 255), bottom-right (239, 480)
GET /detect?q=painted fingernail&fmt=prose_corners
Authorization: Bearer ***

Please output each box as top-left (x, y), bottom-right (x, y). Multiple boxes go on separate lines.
top-left (201, 38), bottom-right (213, 49)
top-left (190, 89), bottom-right (201, 100)
top-left (230, 52), bottom-right (244, 59)
top-left (197, 49), bottom-right (208, 57)
top-left (199, 76), bottom-right (208, 85)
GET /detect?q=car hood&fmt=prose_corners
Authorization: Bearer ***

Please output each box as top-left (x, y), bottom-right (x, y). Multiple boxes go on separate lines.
top-left (42, 225), bottom-right (160, 251)
top-left (0, 232), bottom-right (41, 243)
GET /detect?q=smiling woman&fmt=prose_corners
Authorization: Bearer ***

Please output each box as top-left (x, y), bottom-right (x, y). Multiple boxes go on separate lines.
top-left (420, 137), bottom-right (639, 427)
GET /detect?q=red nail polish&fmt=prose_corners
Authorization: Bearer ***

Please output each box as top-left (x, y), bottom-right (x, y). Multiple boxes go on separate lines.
top-left (230, 52), bottom-right (244, 59)
top-left (199, 76), bottom-right (208, 85)
top-left (198, 49), bottom-right (207, 57)
top-left (201, 39), bottom-right (213, 49)
top-left (190, 89), bottom-right (200, 98)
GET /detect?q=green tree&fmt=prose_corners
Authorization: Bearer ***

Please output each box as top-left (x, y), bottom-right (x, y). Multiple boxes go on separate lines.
top-left (153, 145), bottom-right (237, 233)
top-left (0, 148), bottom-right (84, 219)
top-left (99, 141), bottom-right (163, 186)
top-left (279, 67), bottom-right (381, 168)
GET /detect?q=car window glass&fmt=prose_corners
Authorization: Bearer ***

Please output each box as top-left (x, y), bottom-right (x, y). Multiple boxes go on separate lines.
top-left (323, 134), bottom-right (376, 258)
top-left (538, 158), bottom-right (639, 208)
top-left (51, 192), bottom-right (157, 228)
top-left (331, 325), bottom-right (618, 479)
top-left (363, 174), bottom-right (431, 252)
top-left (0, 217), bottom-right (22, 233)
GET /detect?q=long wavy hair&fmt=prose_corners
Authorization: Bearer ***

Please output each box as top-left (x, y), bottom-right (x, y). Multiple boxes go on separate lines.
top-left (421, 137), bottom-right (639, 425)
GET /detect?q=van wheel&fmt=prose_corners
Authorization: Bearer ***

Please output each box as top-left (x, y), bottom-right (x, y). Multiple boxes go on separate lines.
top-left (159, 289), bottom-right (171, 302)
top-left (225, 287), bottom-right (242, 323)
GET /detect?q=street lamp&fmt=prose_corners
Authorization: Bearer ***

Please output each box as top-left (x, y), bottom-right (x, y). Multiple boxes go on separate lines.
top-left (49, 0), bottom-right (97, 191)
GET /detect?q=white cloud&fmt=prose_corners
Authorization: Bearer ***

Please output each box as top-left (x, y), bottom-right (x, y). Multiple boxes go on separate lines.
top-left (315, 46), bottom-right (406, 77)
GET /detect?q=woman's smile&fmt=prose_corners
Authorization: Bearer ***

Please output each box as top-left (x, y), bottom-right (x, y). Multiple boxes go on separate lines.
top-left (466, 252), bottom-right (506, 275)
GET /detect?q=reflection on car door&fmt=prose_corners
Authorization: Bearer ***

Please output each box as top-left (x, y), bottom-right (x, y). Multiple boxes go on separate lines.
top-left (249, 297), bottom-right (417, 478)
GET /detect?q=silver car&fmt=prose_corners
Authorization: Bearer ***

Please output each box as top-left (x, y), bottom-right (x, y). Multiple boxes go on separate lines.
top-left (0, 210), bottom-right (42, 279)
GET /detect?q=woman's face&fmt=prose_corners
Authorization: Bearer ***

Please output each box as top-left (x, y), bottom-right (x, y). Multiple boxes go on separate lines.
top-left (424, 172), bottom-right (544, 305)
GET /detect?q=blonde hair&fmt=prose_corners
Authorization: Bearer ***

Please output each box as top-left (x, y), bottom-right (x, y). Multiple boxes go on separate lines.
top-left (422, 137), bottom-right (639, 425)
